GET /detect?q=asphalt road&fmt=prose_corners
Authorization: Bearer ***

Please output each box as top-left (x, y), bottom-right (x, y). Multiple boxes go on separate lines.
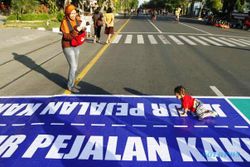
top-left (0, 15), bottom-right (250, 96)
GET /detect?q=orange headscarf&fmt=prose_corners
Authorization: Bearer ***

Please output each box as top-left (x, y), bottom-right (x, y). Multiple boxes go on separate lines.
top-left (65, 4), bottom-right (76, 15)
top-left (61, 4), bottom-right (78, 33)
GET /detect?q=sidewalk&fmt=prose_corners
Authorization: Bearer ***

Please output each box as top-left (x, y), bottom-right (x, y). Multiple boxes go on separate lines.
top-left (0, 28), bottom-right (60, 50)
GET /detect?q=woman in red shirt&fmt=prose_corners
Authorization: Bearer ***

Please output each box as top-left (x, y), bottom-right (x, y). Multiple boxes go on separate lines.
top-left (174, 85), bottom-right (218, 120)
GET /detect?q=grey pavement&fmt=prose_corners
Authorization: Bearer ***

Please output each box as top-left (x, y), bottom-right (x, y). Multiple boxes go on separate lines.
top-left (0, 15), bottom-right (250, 96)
top-left (80, 15), bottom-right (250, 96)
top-left (0, 18), bottom-right (126, 96)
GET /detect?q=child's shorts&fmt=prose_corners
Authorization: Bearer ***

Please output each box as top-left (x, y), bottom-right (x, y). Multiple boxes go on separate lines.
top-left (194, 100), bottom-right (207, 117)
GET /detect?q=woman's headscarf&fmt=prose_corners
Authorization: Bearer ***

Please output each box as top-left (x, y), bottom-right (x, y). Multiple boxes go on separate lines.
top-left (65, 4), bottom-right (76, 15)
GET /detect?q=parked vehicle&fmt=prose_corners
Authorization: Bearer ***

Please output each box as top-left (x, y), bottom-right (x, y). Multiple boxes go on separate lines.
top-left (243, 13), bottom-right (250, 30)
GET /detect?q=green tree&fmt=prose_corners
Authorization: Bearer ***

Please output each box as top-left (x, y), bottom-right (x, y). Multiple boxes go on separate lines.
top-left (128, 0), bottom-right (139, 9)
top-left (235, 0), bottom-right (245, 12)
top-left (11, 0), bottom-right (39, 19)
top-left (205, 0), bottom-right (223, 14)
top-left (221, 0), bottom-right (247, 17)
top-left (47, 0), bottom-right (58, 14)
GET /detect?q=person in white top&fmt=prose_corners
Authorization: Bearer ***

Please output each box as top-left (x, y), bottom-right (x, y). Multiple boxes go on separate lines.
top-left (85, 21), bottom-right (91, 38)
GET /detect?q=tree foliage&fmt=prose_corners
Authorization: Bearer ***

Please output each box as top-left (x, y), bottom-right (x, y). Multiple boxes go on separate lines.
top-left (142, 0), bottom-right (188, 13)
top-left (47, 0), bottom-right (58, 14)
top-left (11, 0), bottom-right (39, 19)
top-left (142, 0), bottom-right (249, 16)
top-left (205, 0), bottom-right (223, 13)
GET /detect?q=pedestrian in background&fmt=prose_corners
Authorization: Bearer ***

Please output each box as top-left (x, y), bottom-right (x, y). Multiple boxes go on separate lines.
top-left (175, 7), bottom-right (182, 22)
top-left (152, 10), bottom-right (157, 21)
top-left (92, 7), bottom-right (103, 43)
top-left (60, 4), bottom-right (85, 93)
top-left (104, 7), bottom-right (115, 44)
top-left (86, 21), bottom-right (91, 38)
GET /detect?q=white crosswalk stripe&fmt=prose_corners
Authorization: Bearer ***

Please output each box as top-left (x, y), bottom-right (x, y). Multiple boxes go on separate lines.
top-left (124, 35), bottom-right (133, 44)
top-left (148, 35), bottom-right (158, 44)
top-left (198, 36), bottom-right (223, 46)
top-left (110, 34), bottom-right (249, 48)
top-left (237, 38), bottom-right (250, 45)
top-left (168, 35), bottom-right (184, 45)
top-left (178, 35), bottom-right (197, 45)
top-left (219, 37), bottom-right (247, 47)
top-left (112, 35), bottom-right (122, 44)
top-left (137, 35), bottom-right (144, 44)
top-left (158, 35), bottom-right (170, 44)
top-left (209, 37), bottom-right (236, 47)
top-left (188, 36), bottom-right (210, 46)
top-left (229, 38), bottom-right (250, 45)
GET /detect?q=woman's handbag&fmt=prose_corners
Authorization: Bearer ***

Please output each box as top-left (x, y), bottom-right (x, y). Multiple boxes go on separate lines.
top-left (71, 31), bottom-right (86, 47)
top-left (66, 19), bottom-right (86, 47)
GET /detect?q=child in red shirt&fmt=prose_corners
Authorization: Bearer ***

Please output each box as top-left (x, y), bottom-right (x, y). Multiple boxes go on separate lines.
top-left (174, 85), bottom-right (218, 120)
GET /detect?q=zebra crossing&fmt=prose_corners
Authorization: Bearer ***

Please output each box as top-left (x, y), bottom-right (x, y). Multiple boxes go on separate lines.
top-left (111, 34), bottom-right (250, 47)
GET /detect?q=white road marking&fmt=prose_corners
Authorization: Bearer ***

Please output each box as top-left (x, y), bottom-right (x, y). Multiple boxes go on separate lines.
top-left (179, 22), bottom-right (212, 34)
top-left (229, 38), bottom-right (250, 45)
top-left (31, 123), bottom-right (45, 126)
top-left (194, 125), bottom-right (208, 128)
top-left (71, 123), bottom-right (85, 126)
top-left (199, 36), bottom-right (223, 46)
top-left (112, 124), bottom-right (126, 127)
top-left (137, 35), bottom-right (144, 44)
top-left (112, 34), bottom-right (122, 44)
top-left (239, 39), bottom-right (250, 45)
top-left (168, 35), bottom-right (184, 45)
top-left (50, 123), bottom-right (65, 126)
top-left (178, 35), bottom-right (197, 45)
top-left (132, 124), bottom-right (147, 127)
top-left (209, 37), bottom-right (236, 47)
top-left (91, 124), bottom-right (106, 127)
top-left (219, 37), bottom-right (247, 47)
top-left (119, 32), bottom-right (250, 39)
top-left (214, 125), bottom-right (229, 128)
top-left (174, 125), bottom-right (188, 128)
top-left (238, 38), bottom-right (250, 45)
top-left (210, 86), bottom-right (224, 96)
top-left (0, 124), bottom-right (7, 126)
top-left (188, 36), bottom-right (210, 46)
top-left (148, 35), bottom-right (158, 44)
top-left (153, 125), bottom-right (168, 128)
top-left (225, 98), bottom-right (250, 125)
top-left (234, 126), bottom-right (249, 129)
top-left (124, 35), bottom-right (133, 44)
top-left (147, 19), bottom-right (162, 33)
top-left (12, 124), bottom-right (25, 127)
top-left (158, 35), bottom-right (170, 44)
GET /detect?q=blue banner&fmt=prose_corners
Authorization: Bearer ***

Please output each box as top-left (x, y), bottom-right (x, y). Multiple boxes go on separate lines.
top-left (0, 95), bottom-right (249, 167)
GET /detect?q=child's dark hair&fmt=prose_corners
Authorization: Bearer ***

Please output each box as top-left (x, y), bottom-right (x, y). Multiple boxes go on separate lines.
top-left (86, 21), bottom-right (90, 25)
top-left (174, 85), bottom-right (186, 94)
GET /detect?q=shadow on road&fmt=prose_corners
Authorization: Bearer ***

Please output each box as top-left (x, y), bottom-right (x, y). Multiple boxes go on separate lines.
top-left (77, 81), bottom-right (112, 94)
top-left (12, 52), bottom-right (67, 89)
top-left (124, 87), bottom-right (148, 96)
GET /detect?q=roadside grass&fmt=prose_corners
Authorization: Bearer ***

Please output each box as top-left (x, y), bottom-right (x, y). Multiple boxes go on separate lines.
top-left (3, 20), bottom-right (60, 30)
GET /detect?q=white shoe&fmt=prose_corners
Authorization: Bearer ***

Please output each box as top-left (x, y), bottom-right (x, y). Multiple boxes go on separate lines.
top-left (74, 85), bottom-right (81, 90)
top-left (68, 87), bottom-right (80, 94)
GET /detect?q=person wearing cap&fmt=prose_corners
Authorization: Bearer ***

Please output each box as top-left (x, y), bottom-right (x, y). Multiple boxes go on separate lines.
top-left (60, 4), bottom-right (84, 93)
